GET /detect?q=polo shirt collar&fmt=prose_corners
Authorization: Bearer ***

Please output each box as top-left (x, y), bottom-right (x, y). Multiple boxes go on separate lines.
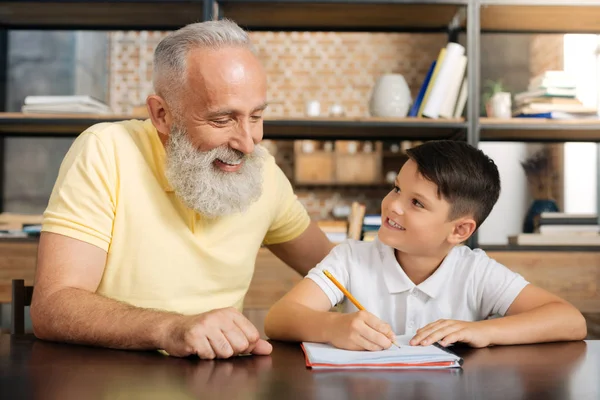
top-left (376, 237), bottom-right (457, 299)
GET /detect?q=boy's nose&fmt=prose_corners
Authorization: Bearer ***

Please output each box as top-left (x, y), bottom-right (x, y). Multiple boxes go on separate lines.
top-left (390, 202), bottom-right (404, 216)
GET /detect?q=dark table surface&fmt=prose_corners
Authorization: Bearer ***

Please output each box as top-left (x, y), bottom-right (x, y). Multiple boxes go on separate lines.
top-left (1, 334), bottom-right (598, 400)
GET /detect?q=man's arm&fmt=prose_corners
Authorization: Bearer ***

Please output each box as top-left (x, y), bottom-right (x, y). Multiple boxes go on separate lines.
top-left (31, 232), bottom-right (271, 358)
top-left (31, 232), bottom-right (182, 349)
top-left (266, 221), bottom-right (334, 276)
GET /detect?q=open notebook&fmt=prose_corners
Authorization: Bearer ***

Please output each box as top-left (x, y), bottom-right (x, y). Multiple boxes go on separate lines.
top-left (301, 335), bottom-right (462, 369)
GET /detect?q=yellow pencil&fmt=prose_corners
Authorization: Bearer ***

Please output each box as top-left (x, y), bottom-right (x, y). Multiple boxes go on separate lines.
top-left (323, 269), bottom-right (400, 349)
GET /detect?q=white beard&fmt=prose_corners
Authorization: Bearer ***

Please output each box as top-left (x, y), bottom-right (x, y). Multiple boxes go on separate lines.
top-left (164, 126), bottom-right (267, 218)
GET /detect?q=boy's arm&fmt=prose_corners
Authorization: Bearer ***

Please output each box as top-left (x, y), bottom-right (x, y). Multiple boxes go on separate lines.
top-left (411, 284), bottom-right (587, 348)
top-left (264, 279), bottom-right (395, 350)
top-left (485, 284), bottom-right (587, 345)
top-left (264, 278), bottom-right (338, 343)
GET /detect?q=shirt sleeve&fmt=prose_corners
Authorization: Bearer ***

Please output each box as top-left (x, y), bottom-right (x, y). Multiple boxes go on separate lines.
top-left (305, 241), bottom-right (354, 308)
top-left (262, 157), bottom-right (310, 245)
top-left (473, 252), bottom-right (530, 318)
top-left (41, 132), bottom-right (116, 251)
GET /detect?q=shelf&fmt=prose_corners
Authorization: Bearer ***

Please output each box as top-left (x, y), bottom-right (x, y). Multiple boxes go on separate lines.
top-left (482, 244), bottom-right (600, 252)
top-left (263, 117), bottom-right (466, 140)
top-left (0, 113), bottom-right (467, 140)
top-left (0, 113), bottom-right (136, 137)
top-left (480, 2), bottom-right (600, 34)
top-left (480, 118), bottom-right (600, 142)
top-left (218, 0), bottom-right (467, 32)
top-left (0, 0), bottom-right (206, 30)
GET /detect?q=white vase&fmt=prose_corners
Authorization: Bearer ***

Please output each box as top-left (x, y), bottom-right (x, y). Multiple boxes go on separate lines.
top-left (369, 74), bottom-right (412, 118)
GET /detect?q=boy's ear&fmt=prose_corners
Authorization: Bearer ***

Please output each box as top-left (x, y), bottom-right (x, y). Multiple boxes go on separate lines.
top-left (447, 217), bottom-right (477, 245)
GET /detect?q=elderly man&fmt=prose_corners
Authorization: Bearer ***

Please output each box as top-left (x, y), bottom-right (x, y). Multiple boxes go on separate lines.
top-left (30, 19), bottom-right (334, 359)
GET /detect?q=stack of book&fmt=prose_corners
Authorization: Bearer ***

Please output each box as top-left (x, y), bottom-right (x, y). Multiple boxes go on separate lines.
top-left (0, 213), bottom-right (43, 238)
top-left (317, 220), bottom-right (349, 244)
top-left (513, 71), bottom-right (598, 119)
top-left (509, 212), bottom-right (600, 246)
top-left (21, 95), bottom-right (113, 115)
top-left (408, 42), bottom-right (468, 119)
top-left (362, 215), bottom-right (381, 242)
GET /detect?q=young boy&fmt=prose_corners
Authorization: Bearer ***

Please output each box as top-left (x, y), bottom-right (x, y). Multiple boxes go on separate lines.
top-left (265, 140), bottom-right (587, 351)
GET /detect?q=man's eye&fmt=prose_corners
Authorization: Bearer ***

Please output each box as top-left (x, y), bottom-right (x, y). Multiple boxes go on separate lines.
top-left (412, 199), bottom-right (424, 208)
top-left (250, 115), bottom-right (263, 122)
top-left (213, 119), bottom-right (231, 126)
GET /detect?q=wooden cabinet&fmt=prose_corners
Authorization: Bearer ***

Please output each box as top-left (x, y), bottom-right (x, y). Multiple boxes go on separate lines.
top-left (294, 140), bottom-right (383, 185)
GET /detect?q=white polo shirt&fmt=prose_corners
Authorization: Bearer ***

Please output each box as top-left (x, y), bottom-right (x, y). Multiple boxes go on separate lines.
top-left (307, 237), bottom-right (529, 336)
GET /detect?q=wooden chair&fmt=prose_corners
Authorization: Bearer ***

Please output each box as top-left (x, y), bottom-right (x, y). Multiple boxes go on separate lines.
top-left (11, 279), bottom-right (34, 335)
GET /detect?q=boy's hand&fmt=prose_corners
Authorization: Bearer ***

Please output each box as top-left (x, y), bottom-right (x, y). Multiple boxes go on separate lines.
top-left (410, 319), bottom-right (491, 348)
top-left (328, 311), bottom-right (396, 351)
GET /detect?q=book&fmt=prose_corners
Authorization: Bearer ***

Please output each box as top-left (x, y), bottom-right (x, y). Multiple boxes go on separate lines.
top-left (514, 111), bottom-right (598, 120)
top-left (514, 103), bottom-right (597, 114)
top-left (538, 225), bottom-right (599, 235)
top-left (453, 77), bottom-right (468, 118)
top-left (508, 233), bottom-right (600, 246)
top-left (423, 42), bottom-right (466, 119)
top-left (22, 95), bottom-right (112, 114)
top-left (301, 335), bottom-right (463, 369)
top-left (408, 60), bottom-right (436, 117)
top-left (514, 87), bottom-right (577, 103)
top-left (516, 97), bottom-right (582, 106)
top-left (439, 54), bottom-right (467, 119)
top-left (417, 48), bottom-right (446, 117)
top-left (539, 212), bottom-right (598, 226)
top-left (363, 215), bottom-right (382, 226)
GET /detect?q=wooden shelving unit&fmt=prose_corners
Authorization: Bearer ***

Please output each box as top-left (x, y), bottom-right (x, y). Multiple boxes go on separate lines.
top-left (480, 118), bottom-right (600, 142)
top-left (0, 113), bottom-right (468, 141)
top-left (480, 1), bottom-right (600, 34)
top-left (1, 0), bottom-right (600, 243)
top-left (0, 0), bottom-right (208, 30)
top-left (218, 0), bottom-right (467, 32)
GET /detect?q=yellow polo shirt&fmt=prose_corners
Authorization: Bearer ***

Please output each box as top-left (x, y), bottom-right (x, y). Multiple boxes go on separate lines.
top-left (42, 119), bottom-right (310, 314)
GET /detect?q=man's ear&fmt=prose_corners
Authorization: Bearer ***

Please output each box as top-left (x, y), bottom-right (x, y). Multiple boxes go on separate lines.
top-left (447, 217), bottom-right (477, 245)
top-left (146, 94), bottom-right (175, 136)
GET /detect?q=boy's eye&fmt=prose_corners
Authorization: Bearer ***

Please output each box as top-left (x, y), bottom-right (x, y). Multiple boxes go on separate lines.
top-left (392, 185), bottom-right (400, 193)
top-left (412, 199), bottom-right (424, 208)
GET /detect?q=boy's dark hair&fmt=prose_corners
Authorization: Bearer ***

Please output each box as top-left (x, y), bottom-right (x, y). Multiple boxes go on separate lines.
top-left (406, 140), bottom-right (500, 228)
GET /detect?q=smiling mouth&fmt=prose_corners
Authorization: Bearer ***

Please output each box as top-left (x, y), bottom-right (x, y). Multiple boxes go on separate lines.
top-left (386, 218), bottom-right (406, 231)
top-left (216, 158), bottom-right (243, 166)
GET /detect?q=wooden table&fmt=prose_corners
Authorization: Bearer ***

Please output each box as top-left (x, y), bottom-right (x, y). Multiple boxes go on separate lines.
top-left (1, 334), bottom-right (598, 399)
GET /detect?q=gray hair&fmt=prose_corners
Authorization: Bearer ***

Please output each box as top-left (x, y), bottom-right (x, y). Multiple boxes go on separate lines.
top-left (152, 19), bottom-right (255, 111)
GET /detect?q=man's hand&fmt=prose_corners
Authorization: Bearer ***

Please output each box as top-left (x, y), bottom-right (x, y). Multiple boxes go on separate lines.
top-left (163, 307), bottom-right (272, 359)
top-left (328, 311), bottom-right (395, 351)
top-left (410, 319), bottom-right (491, 348)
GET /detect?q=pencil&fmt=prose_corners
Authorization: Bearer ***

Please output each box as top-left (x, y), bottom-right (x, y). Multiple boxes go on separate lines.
top-left (323, 269), bottom-right (400, 349)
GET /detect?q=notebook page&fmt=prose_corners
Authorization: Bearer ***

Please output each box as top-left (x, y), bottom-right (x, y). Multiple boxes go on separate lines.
top-left (303, 335), bottom-right (460, 365)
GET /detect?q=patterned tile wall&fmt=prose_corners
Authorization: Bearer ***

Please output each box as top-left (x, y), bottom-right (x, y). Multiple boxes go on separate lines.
top-left (109, 31), bottom-right (446, 116)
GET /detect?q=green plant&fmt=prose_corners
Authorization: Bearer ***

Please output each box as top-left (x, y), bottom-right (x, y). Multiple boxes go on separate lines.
top-left (481, 79), bottom-right (508, 116)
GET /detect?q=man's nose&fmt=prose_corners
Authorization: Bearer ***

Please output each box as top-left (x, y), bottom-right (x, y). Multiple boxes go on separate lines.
top-left (230, 120), bottom-right (255, 154)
